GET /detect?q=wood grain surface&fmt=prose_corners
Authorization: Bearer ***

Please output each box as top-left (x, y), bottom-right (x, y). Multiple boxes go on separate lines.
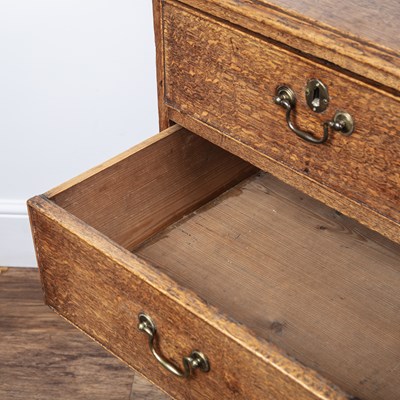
top-left (136, 172), bottom-right (400, 400)
top-left (163, 2), bottom-right (400, 243)
top-left (260, 0), bottom-right (399, 51)
top-left (174, 0), bottom-right (400, 90)
top-left (153, 0), bottom-right (170, 131)
top-left (0, 267), bottom-right (169, 400)
top-left (28, 193), bottom-right (350, 400)
top-left (48, 125), bottom-right (255, 251)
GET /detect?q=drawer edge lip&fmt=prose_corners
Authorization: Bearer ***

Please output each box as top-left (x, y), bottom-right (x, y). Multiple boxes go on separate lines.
top-left (28, 194), bottom-right (351, 400)
top-left (170, 0), bottom-right (400, 92)
top-left (167, 107), bottom-right (400, 245)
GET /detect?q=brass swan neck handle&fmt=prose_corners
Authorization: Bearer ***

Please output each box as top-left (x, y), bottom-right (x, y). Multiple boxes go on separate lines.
top-left (274, 85), bottom-right (354, 144)
top-left (138, 313), bottom-right (210, 379)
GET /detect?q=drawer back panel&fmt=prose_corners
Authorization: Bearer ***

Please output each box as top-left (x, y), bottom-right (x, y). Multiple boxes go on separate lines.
top-left (163, 1), bottom-right (400, 241)
top-left (49, 127), bottom-right (255, 250)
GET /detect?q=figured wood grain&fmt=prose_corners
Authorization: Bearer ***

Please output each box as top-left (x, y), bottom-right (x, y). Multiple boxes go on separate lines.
top-left (136, 172), bottom-right (400, 400)
top-left (0, 267), bottom-right (159, 399)
top-left (174, 0), bottom-right (400, 90)
top-left (47, 125), bottom-right (255, 250)
top-left (163, 2), bottom-right (400, 242)
top-left (28, 196), bottom-right (350, 400)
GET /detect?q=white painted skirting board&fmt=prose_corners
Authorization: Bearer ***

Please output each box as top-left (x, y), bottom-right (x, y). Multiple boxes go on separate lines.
top-left (0, 199), bottom-right (36, 267)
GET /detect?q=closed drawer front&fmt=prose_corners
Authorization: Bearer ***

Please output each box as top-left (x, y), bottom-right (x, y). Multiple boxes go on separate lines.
top-left (29, 125), bottom-right (400, 400)
top-left (163, 1), bottom-right (400, 242)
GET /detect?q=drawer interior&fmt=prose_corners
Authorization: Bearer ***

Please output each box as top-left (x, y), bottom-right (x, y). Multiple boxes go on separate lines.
top-left (136, 171), bottom-right (400, 400)
top-left (48, 126), bottom-right (400, 400)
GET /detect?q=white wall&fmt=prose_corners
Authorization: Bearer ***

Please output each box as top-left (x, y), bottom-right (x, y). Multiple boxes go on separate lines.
top-left (0, 1), bottom-right (158, 267)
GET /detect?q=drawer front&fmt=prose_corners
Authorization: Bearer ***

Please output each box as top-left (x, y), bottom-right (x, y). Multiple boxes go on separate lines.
top-left (163, 2), bottom-right (400, 232)
top-left (28, 197), bottom-right (345, 400)
top-left (28, 127), bottom-right (348, 400)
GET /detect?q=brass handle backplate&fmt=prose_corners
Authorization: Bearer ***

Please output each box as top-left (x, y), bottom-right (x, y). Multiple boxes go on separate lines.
top-left (274, 85), bottom-right (354, 144)
top-left (138, 313), bottom-right (210, 378)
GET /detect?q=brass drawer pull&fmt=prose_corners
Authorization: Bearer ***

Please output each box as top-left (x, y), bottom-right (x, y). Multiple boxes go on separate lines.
top-left (274, 85), bottom-right (354, 144)
top-left (138, 313), bottom-right (210, 378)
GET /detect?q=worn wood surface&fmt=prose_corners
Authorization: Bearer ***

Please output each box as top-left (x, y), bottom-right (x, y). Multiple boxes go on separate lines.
top-left (47, 125), bottom-right (255, 251)
top-left (136, 172), bottom-right (400, 400)
top-left (175, 0), bottom-right (400, 90)
top-left (28, 194), bottom-right (350, 400)
top-left (0, 267), bottom-right (169, 400)
top-left (163, 2), bottom-right (400, 243)
top-left (153, 0), bottom-right (170, 131)
top-left (262, 0), bottom-right (399, 51)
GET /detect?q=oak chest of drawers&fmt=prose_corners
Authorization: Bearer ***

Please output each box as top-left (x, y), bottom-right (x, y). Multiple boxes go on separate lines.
top-left (28, 1), bottom-right (399, 399)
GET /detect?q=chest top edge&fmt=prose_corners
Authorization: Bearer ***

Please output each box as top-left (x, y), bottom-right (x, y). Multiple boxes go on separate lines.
top-left (172, 0), bottom-right (400, 92)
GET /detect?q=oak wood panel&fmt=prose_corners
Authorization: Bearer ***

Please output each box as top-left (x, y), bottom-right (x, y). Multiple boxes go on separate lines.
top-left (164, 2), bottom-right (400, 239)
top-left (153, 0), bottom-right (170, 131)
top-left (47, 125), bottom-right (255, 250)
top-left (0, 267), bottom-right (168, 400)
top-left (175, 0), bottom-right (400, 90)
top-left (136, 172), bottom-right (400, 400)
top-left (28, 196), bottom-right (350, 400)
top-left (260, 0), bottom-right (399, 50)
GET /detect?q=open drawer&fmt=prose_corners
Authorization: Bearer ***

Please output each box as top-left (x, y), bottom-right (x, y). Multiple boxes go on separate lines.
top-left (28, 125), bottom-right (400, 400)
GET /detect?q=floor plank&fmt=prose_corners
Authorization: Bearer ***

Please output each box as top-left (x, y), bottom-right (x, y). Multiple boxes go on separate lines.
top-left (0, 267), bottom-right (169, 400)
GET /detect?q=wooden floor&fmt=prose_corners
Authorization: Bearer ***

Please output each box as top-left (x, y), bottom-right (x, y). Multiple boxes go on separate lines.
top-left (0, 267), bottom-right (169, 400)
